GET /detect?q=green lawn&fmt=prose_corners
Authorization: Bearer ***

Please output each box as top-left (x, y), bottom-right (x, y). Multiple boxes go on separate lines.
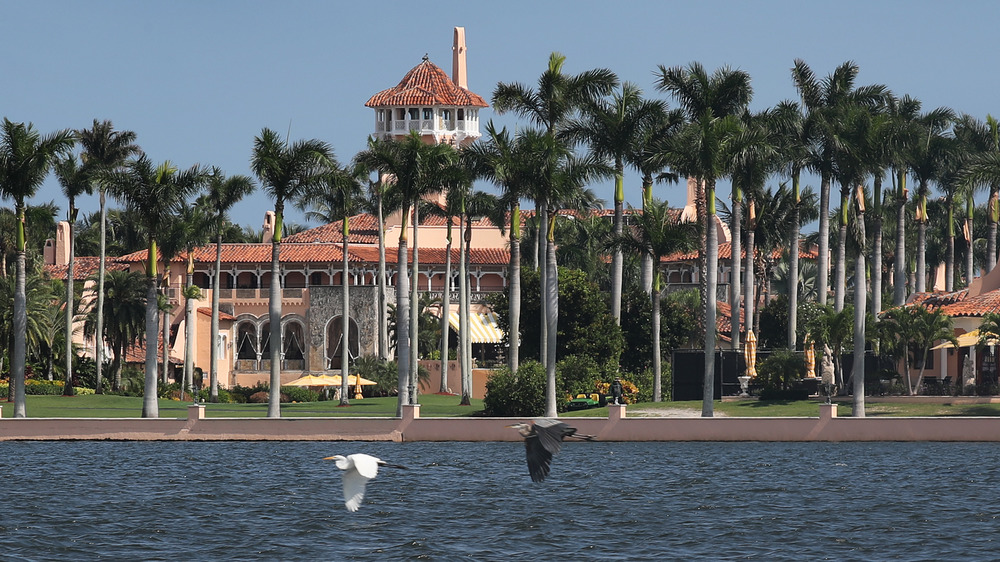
top-left (0, 393), bottom-right (484, 418)
top-left (4, 394), bottom-right (1000, 418)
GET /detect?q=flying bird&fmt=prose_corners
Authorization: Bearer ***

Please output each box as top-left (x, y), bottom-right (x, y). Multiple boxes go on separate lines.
top-left (507, 419), bottom-right (595, 482)
top-left (323, 453), bottom-right (407, 512)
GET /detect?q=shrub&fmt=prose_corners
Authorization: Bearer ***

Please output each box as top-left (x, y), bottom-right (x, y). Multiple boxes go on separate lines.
top-left (198, 388), bottom-right (232, 403)
top-left (483, 361), bottom-right (552, 417)
top-left (280, 386), bottom-right (319, 403)
top-left (756, 349), bottom-right (805, 391)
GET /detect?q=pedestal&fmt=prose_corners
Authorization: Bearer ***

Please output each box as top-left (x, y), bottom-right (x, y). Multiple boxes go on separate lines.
top-left (608, 404), bottom-right (626, 421)
top-left (819, 403), bottom-right (838, 420)
top-left (187, 404), bottom-right (205, 420)
top-left (402, 404), bottom-right (421, 421)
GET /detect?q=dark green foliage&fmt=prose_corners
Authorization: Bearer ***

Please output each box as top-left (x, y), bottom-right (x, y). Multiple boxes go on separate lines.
top-left (491, 267), bottom-right (623, 365)
top-left (281, 386), bottom-right (319, 403)
top-left (483, 361), bottom-right (552, 417)
top-left (630, 368), bottom-right (657, 402)
top-left (556, 354), bottom-right (618, 398)
top-left (229, 382), bottom-right (270, 403)
top-left (620, 287), bottom-right (699, 373)
top-left (197, 387), bottom-right (232, 403)
top-left (758, 294), bottom-right (790, 349)
top-left (756, 349), bottom-right (806, 391)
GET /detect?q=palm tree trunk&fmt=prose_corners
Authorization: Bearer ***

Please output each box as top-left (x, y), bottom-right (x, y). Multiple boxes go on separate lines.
top-left (13, 248), bottom-right (27, 417)
top-left (459, 212), bottom-right (471, 406)
top-left (946, 199), bottom-right (955, 292)
top-left (966, 217), bottom-right (975, 287)
top-left (462, 216), bottom-right (473, 405)
top-left (539, 205), bottom-right (548, 366)
top-left (142, 273), bottom-right (159, 418)
top-left (917, 219), bottom-right (927, 293)
top-left (834, 189), bottom-right (849, 312)
top-left (744, 226), bottom-right (755, 345)
top-left (409, 205), bottom-right (420, 404)
top-left (989, 188), bottom-right (998, 273)
top-left (544, 209), bottom-right (559, 418)
top-left (64, 215), bottom-right (75, 396)
top-left (95, 190), bottom-right (107, 394)
top-left (210, 233), bottom-right (223, 402)
top-left (509, 208), bottom-right (521, 375)
top-left (730, 195), bottom-right (742, 351)
top-left (610, 166), bottom-right (624, 324)
top-left (703, 179), bottom-right (718, 418)
top-left (395, 211), bottom-right (411, 417)
top-left (340, 235), bottom-right (350, 406)
top-left (893, 174), bottom-right (908, 305)
top-left (641, 176), bottom-right (654, 295)
top-left (788, 173), bottom-right (801, 349)
top-left (817, 173), bottom-right (831, 305)
top-left (162, 297), bottom-right (170, 385)
top-left (871, 178), bottom-right (883, 316)
top-left (377, 193), bottom-right (389, 361)
top-left (852, 209), bottom-right (867, 417)
top-left (266, 237), bottom-right (282, 418)
top-left (439, 227), bottom-right (452, 393)
top-left (184, 270), bottom-right (194, 399)
top-left (652, 272), bottom-right (662, 402)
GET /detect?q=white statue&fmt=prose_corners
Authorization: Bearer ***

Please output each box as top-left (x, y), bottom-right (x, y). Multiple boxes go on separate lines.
top-left (963, 357), bottom-right (976, 389)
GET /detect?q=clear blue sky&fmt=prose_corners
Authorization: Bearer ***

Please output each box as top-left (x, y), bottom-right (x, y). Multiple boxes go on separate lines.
top-left (4, 0), bottom-right (999, 232)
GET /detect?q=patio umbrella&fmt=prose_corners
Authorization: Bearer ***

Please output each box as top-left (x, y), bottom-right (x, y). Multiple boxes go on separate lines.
top-left (327, 375), bottom-right (378, 400)
top-left (744, 330), bottom-right (758, 379)
top-left (285, 374), bottom-right (342, 387)
top-left (804, 336), bottom-right (816, 378)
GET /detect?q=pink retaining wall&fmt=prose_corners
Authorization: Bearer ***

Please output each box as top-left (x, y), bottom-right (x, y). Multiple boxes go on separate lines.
top-left (3, 404), bottom-right (1000, 441)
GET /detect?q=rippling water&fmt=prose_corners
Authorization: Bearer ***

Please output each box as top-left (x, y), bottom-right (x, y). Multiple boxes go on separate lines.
top-left (2, 441), bottom-right (999, 560)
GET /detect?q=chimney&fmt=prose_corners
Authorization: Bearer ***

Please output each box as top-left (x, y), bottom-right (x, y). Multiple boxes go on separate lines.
top-left (452, 27), bottom-right (468, 89)
top-left (262, 211), bottom-right (275, 242)
top-left (44, 222), bottom-right (71, 266)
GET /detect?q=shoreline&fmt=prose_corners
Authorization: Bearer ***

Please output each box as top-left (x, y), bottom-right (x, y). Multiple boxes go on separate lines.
top-left (4, 403), bottom-right (1000, 442)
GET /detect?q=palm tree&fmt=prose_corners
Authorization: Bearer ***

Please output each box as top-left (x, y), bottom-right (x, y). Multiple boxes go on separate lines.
top-left (566, 82), bottom-right (665, 324)
top-left (881, 305), bottom-right (957, 395)
top-left (0, 265), bottom-right (62, 383)
top-left (54, 154), bottom-right (90, 396)
top-left (355, 132), bottom-right (458, 415)
top-left (772, 100), bottom-right (812, 348)
top-left (0, 119), bottom-right (74, 417)
top-left (83, 269), bottom-right (147, 391)
top-left (907, 108), bottom-right (956, 293)
top-left (806, 304), bottom-right (854, 394)
top-left (791, 60), bottom-right (886, 306)
top-left (102, 156), bottom-right (205, 418)
top-left (251, 128), bottom-right (332, 418)
top-left (202, 168), bottom-right (255, 402)
top-left (885, 94), bottom-right (923, 304)
top-left (963, 118), bottom-right (1000, 274)
top-left (172, 199), bottom-right (212, 398)
top-left (655, 62), bottom-right (752, 417)
top-left (298, 161), bottom-right (365, 406)
top-left (614, 199), bottom-right (698, 400)
top-left (493, 52), bottom-right (617, 367)
top-left (77, 120), bottom-right (140, 395)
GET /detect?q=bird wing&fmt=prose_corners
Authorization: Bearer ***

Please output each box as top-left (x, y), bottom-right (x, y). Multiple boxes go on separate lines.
top-left (341, 469), bottom-right (370, 512)
top-left (533, 419), bottom-right (571, 455)
top-left (524, 435), bottom-right (554, 483)
top-left (350, 454), bottom-right (382, 480)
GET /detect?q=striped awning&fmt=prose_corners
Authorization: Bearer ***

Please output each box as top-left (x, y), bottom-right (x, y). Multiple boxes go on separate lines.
top-left (448, 311), bottom-right (505, 344)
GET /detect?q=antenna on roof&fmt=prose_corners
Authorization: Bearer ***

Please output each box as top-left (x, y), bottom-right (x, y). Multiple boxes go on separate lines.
top-left (422, 53), bottom-right (429, 62)
top-left (285, 119), bottom-right (292, 145)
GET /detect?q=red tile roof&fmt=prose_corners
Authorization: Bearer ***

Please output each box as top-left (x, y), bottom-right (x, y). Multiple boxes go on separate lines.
top-left (664, 242), bottom-right (818, 262)
top-left (284, 214), bottom-right (382, 244)
top-left (197, 307), bottom-right (236, 322)
top-left (909, 289), bottom-right (1000, 317)
top-left (365, 59), bottom-right (488, 108)
top-left (43, 257), bottom-right (129, 281)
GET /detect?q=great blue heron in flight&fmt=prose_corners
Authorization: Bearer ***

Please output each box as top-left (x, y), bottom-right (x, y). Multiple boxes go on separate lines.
top-left (323, 453), bottom-right (407, 512)
top-left (507, 419), bottom-right (595, 482)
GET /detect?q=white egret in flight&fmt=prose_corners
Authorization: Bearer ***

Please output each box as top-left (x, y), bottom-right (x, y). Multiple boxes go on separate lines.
top-left (323, 453), bottom-right (407, 512)
top-left (507, 419), bottom-right (595, 482)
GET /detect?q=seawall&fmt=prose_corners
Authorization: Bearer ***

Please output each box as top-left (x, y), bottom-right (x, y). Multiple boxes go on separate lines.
top-left (4, 404), bottom-right (1000, 442)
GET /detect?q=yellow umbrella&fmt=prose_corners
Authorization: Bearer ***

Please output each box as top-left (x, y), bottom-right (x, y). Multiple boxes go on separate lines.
top-left (744, 330), bottom-right (758, 379)
top-left (804, 336), bottom-right (816, 378)
top-left (327, 375), bottom-right (378, 400)
top-left (285, 374), bottom-right (342, 387)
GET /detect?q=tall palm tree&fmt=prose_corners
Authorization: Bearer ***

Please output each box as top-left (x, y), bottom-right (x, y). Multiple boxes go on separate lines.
top-left (493, 52), bottom-right (617, 367)
top-left (964, 118), bottom-right (1000, 274)
top-left (298, 161), bottom-right (365, 406)
top-left (791, 60), bottom-right (886, 306)
top-left (885, 94), bottom-right (923, 304)
top-left (54, 154), bottom-right (90, 396)
top-left (251, 128), bottom-right (332, 418)
top-left (0, 119), bottom-right (74, 417)
top-left (907, 108), bottom-right (955, 293)
top-left (614, 199), bottom-right (698, 400)
top-left (77, 120), bottom-right (140, 394)
top-left (202, 168), bottom-right (255, 402)
top-left (171, 199), bottom-right (212, 398)
top-left (103, 156), bottom-right (204, 417)
top-left (655, 62), bottom-right (752, 417)
top-left (356, 132), bottom-right (458, 414)
top-left (566, 82), bottom-right (665, 324)
top-left (880, 305), bottom-right (957, 395)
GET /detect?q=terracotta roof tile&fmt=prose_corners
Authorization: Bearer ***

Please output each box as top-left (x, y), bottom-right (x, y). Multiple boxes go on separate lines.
top-left (284, 214), bottom-right (382, 244)
top-left (43, 257), bottom-right (129, 281)
top-left (197, 307), bottom-right (236, 321)
top-left (912, 288), bottom-right (1000, 317)
top-left (365, 59), bottom-right (488, 108)
top-left (664, 242), bottom-right (817, 262)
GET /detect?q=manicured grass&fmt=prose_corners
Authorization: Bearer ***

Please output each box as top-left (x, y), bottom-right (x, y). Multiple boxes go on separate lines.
top-left (0, 393), bottom-right (484, 419)
top-left (5, 394), bottom-right (1000, 418)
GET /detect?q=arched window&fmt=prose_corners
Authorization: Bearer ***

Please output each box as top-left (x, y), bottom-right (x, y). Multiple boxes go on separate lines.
top-left (260, 322), bottom-right (272, 359)
top-left (283, 321), bottom-right (306, 370)
top-left (326, 317), bottom-right (360, 370)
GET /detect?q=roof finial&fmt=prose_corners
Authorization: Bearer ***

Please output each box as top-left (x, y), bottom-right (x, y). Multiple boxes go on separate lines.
top-left (422, 53), bottom-right (429, 62)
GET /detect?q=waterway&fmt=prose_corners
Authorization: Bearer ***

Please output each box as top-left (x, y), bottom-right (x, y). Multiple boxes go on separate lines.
top-left (1, 441), bottom-right (998, 560)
